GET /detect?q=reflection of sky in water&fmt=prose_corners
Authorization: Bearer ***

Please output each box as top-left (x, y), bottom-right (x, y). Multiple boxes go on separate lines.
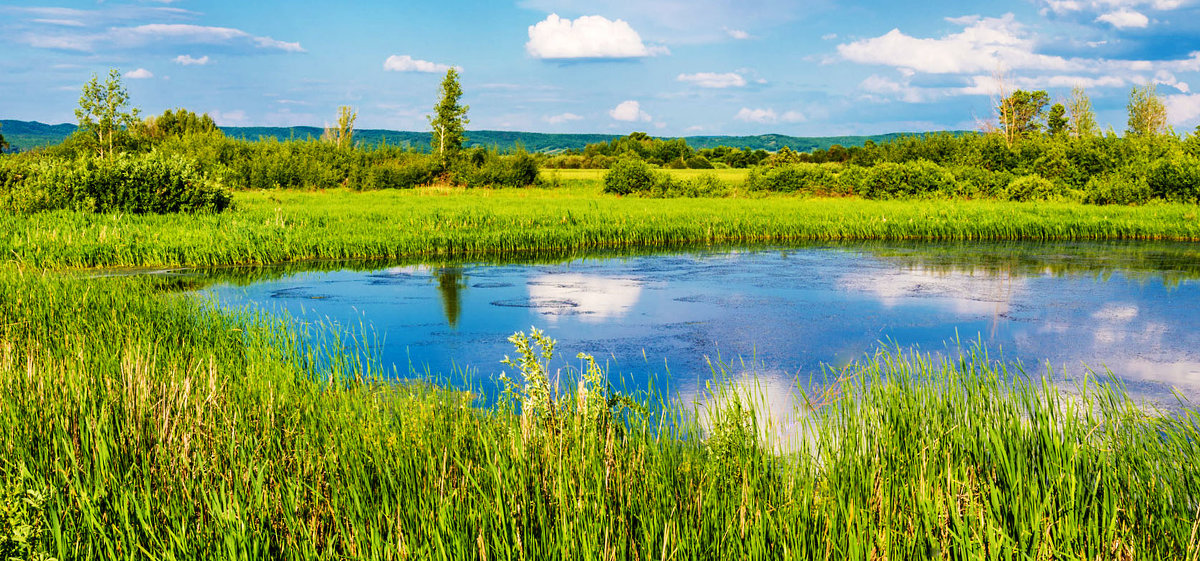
top-left (204, 245), bottom-right (1200, 407)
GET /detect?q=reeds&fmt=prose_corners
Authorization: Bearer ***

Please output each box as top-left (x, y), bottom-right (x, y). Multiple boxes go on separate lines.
top-left (3, 188), bottom-right (1199, 269)
top-left (2, 269), bottom-right (1197, 559)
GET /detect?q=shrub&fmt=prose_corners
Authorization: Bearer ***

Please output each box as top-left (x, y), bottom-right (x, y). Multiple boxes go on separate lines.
top-left (356, 157), bottom-right (438, 190)
top-left (685, 155), bottom-right (714, 169)
top-left (1003, 174), bottom-right (1058, 202)
top-left (860, 160), bottom-right (956, 199)
top-left (1082, 174), bottom-right (1151, 205)
top-left (1145, 155), bottom-right (1200, 203)
top-left (746, 163), bottom-right (841, 195)
top-left (603, 159), bottom-right (656, 195)
top-left (454, 152), bottom-right (541, 188)
top-left (1, 153), bottom-right (231, 214)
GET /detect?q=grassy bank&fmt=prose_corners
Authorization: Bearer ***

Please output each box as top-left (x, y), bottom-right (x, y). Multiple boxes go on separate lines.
top-left (2, 268), bottom-right (1198, 560)
top-left (4, 185), bottom-right (1200, 269)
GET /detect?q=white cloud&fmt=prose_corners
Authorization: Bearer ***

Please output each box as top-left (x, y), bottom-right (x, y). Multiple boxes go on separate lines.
top-left (609, 100), bottom-right (651, 122)
top-left (838, 14), bottom-right (1075, 75)
top-left (734, 107), bottom-right (805, 124)
top-left (677, 72), bottom-right (746, 88)
top-left (1165, 93), bottom-right (1200, 125)
top-left (1096, 8), bottom-right (1150, 28)
top-left (124, 68), bottom-right (153, 79)
top-left (544, 112), bottom-right (584, 124)
top-left (526, 13), bottom-right (667, 59)
top-left (725, 27), bottom-right (750, 40)
top-left (210, 109), bottom-right (247, 126)
top-left (173, 54), bottom-right (209, 65)
top-left (32, 18), bottom-right (85, 26)
top-left (1040, 0), bottom-right (1183, 14)
top-left (383, 55), bottom-right (458, 73)
top-left (114, 24), bottom-right (304, 52)
top-left (821, 33), bottom-right (838, 40)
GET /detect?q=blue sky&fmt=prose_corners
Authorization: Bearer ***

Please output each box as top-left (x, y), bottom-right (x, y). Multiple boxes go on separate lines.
top-left (3, 0), bottom-right (1200, 136)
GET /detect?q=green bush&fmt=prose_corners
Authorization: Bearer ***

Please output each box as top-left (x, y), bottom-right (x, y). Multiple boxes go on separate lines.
top-left (746, 163), bottom-right (842, 195)
top-left (1082, 174), bottom-right (1151, 205)
top-left (1, 153), bottom-right (231, 214)
top-left (860, 160), bottom-right (956, 199)
top-left (638, 174), bottom-right (731, 198)
top-left (1003, 174), bottom-right (1058, 202)
top-left (1146, 155), bottom-right (1200, 203)
top-left (356, 157), bottom-right (438, 190)
top-left (453, 152), bottom-right (540, 188)
top-left (603, 159), bottom-right (657, 195)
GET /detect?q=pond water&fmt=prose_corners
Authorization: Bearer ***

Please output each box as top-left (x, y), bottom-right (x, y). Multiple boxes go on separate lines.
top-left (200, 242), bottom-right (1200, 407)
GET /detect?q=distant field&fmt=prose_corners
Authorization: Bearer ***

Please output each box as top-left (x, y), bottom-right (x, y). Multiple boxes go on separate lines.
top-left (541, 167), bottom-right (751, 184)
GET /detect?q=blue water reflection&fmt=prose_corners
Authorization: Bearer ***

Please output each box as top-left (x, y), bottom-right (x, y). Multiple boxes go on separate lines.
top-left (203, 243), bottom-right (1200, 405)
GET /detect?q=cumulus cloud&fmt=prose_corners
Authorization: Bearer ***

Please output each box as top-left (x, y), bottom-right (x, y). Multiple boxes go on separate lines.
top-left (609, 100), bottom-right (651, 122)
top-left (734, 107), bottom-right (805, 124)
top-left (677, 72), bottom-right (746, 88)
top-left (544, 112), bottom-right (584, 124)
top-left (173, 54), bottom-right (209, 65)
top-left (124, 68), bottom-right (153, 79)
top-left (837, 14), bottom-right (1074, 75)
top-left (526, 14), bottom-right (667, 60)
top-left (383, 55), bottom-right (458, 73)
top-left (1165, 93), bottom-right (1200, 125)
top-left (1096, 8), bottom-right (1150, 28)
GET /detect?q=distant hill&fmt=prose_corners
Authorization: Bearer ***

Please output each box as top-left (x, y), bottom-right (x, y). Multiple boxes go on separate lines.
top-left (1, 119), bottom-right (963, 154)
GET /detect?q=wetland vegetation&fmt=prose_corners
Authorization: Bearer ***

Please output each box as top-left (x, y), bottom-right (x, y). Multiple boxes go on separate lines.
top-left (2, 69), bottom-right (1200, 560)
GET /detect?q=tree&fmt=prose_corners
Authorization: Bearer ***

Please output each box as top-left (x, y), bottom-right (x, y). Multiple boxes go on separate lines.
top-left (1046, 103), bottom-right (1067, 136)
top-left (139, 108), bottom-right (220, 141)
top-left (998, 89), bottom-right (1050, 143)
top-left (322, 105), bottom-right (357, 149)
top-left (0, 123), bottom-right (8, 153)
top-left (75, 69), bottom-right (141, 157)
top-left (1067, 86), bottom-right (1098, 138)
top-left (429, 68), bottom-right (469, 167)
top-left (1126, 83), bottom-right (1168, 137)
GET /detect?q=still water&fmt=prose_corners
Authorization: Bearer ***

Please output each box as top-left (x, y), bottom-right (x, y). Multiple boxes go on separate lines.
top-left (202, 242), bottom-right (1200, 405)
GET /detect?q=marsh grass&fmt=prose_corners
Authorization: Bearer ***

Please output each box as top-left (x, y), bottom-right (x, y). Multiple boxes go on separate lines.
top-left (2, 268), bottom-right (1198, 559)
top-left (4, 187), bottom-right (1200, 269)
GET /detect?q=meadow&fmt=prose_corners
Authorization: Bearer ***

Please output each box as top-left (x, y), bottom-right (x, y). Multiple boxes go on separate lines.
top-left (4, 179), bottom-right (1200, 269)
top-left (5, 170), bottom-right (1200, 559)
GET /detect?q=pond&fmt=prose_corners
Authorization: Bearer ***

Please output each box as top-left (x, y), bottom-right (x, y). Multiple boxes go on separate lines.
top-left (199, 241), bottom-right (1200, 407)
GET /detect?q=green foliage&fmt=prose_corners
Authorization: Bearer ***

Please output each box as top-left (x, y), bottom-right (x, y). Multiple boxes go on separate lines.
top-left (1068, 86), bottom-right (1098, 138)
top-left (0, 474), bottom-right (52, 561)
top-left (453, 150), bottom-right (540, 188)
top-left (321, 106), bottom-right (356, 150)
top-left (685, 154), bottom-right (713, 169)
top-left (999, 89), bottom-right (1050, 141)
top-left (1003, 174), bottom-right (1058, 202)
top-left (1146, 154), bottom-right (1200, 203)
top-left (0, 152), bottom-right (231, 214)
top-left (603, 158), bottom-right (657, 195)
top-left (1083, 173), bottom-right (1151, 205)
top-left (1127, 83), bottom-right (1168, 138)
top-left (75, 69), bottom-right (141, 157)
top-left (140, 108), bottom-right (220, 142)
top-left (1046, 103), bottom-right (1067, 136)
top-left (860, 160), bottom-right (957, 199)
top-left (429, 68), bottom-right (469, 167)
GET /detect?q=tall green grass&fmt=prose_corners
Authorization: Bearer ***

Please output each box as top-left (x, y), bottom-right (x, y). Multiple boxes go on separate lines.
top-left (3, 187), bottom-right (1199, 269)
top-left (2, 268), bottom-right (1197, 559)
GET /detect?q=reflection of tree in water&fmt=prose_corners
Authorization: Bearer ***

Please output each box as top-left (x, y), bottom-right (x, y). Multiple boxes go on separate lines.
top-left (435, 267), bottom-right (465, 328)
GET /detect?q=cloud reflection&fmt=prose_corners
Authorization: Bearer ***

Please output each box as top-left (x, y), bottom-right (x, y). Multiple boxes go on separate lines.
top-left (527, 274), bottom-right (643, 323)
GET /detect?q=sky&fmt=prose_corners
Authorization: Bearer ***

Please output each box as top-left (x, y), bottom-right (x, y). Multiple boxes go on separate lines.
top-left (3, 0), bottom-right (1200, 137)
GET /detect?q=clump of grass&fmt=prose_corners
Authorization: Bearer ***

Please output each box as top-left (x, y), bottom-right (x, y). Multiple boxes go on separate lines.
top-left (2, 268), bottom-right (1198, 559)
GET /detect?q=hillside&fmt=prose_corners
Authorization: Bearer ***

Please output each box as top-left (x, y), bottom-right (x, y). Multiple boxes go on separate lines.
top-left (0, 119), bottom-right (958, 154)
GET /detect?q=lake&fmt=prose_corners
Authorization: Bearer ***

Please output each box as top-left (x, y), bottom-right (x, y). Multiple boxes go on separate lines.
top-left (199, 241), bottom-right (1200, 407)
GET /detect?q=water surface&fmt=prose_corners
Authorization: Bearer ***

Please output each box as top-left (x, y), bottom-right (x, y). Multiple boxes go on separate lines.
top-left (201, 242), bottom-right (1200, 406)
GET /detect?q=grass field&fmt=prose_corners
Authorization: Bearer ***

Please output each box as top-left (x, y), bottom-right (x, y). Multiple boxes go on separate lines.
top-left (2, 269), bottom-right (1199, 560)
top-left (4, 181), bottom-right (1200, 559)
top-left (4, 186), bottom-right (1200, 269)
